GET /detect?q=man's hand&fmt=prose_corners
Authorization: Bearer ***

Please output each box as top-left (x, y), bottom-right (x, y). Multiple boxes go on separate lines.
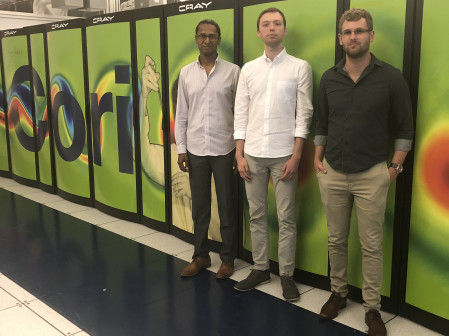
top-left (141, 55), bottom-right (160, 102)
top-left (388, 167), bottom-right (397, 183)
top-left (280, 156), bottom-right (300, 181)
top-left (314, 158), bottom-right (327, 174)
top-left (178, 153), bottom-right (189, 172)
top-left (233, 156), bottom-right (238, 174)
top-left (236, 156), bottom-right (251, 182)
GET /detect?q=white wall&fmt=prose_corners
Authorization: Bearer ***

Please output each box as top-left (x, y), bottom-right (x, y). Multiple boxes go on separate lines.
top-left (0, 10), bottom-right (74, 30)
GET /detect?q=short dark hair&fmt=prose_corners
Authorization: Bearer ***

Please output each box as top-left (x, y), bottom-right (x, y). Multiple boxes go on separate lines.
top-left (257, 7), bottom-right (286, 31)
top-left (195, 19), bottom-right (221, 38)
top-left (339, 8), bottom-right (373, 33)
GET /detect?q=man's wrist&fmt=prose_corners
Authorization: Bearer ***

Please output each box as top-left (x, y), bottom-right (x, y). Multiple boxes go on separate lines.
top-left (388, 162), bottom-right (403, 174)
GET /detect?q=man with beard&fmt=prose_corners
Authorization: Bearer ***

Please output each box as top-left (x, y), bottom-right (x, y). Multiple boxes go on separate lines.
top-left (314, 8), bottom-right (413, 336)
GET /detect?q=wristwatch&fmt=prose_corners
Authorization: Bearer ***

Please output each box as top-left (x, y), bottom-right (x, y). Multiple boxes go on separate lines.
top-left (388, 163), bottom-right (403, 174)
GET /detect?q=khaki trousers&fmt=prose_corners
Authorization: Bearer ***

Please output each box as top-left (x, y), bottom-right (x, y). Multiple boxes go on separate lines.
top-left (317, 160), bottom-right (390, 311)
top-left (245, 154), bottom-right (298, 276)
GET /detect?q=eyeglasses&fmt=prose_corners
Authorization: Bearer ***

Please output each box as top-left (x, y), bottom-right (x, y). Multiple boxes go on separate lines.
top-left (195, 34), bottom-right (218, 42)
top-left (341, 28), bottom-right (371, 37)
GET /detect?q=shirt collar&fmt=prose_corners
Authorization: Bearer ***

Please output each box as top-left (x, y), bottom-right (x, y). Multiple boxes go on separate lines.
top-left (196, 55), bottom-right (220, 68)
top-left (263, 48), bottom-right (287, 63)
top-left (334, 53), bottom-right (383, 72)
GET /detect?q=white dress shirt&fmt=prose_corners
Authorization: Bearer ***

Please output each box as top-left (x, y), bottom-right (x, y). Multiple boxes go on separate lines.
top-left (234, 48), bottom-right (313, 158)
top-left (175, 56), bottom-right (240, 156)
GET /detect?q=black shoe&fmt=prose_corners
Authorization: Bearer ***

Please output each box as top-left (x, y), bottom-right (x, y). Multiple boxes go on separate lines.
top-left (365, 309), bottom-right (387, 336)
top-left (234, 269), bottom-right (271, 291)
top-left (280, 276), bottom-right (300, 302)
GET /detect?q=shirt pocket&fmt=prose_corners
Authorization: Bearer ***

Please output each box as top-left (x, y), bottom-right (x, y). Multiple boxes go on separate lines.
top-left (276, 81), bottom-right (297, 101)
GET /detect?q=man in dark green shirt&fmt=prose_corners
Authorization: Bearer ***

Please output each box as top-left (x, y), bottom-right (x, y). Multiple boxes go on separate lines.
top-left (314, 8), bottom-right (413, 336)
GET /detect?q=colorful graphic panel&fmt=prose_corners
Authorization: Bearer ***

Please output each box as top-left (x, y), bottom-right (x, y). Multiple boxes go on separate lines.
top-left (0, 45), bottom-right (9, 173)
top-left (2, 33), bottom-right (37, 181)
top-left (166, 4), bottom-right (235, 239)
top-left (135, 16), bottom-right (166, 223)
top-left (406, 0), bottom-right (449, 320)
top-left (29, 32), bottom-right (52, 186)
top-left (346, 0), bottom-right (407, 297)
top-left (242, 0), bottom-right (336, 276)
top-left (47, 25), bottom-right (91, 199)
top-left (86, 20), bottom-right (137, 213)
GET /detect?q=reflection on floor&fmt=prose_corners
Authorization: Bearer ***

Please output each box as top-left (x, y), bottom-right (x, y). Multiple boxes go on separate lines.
top-left (0, 177), bottom-right (443, 336)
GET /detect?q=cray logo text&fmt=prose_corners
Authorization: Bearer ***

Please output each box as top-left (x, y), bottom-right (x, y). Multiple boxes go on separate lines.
top-left (93, 16), bottom-right (115, 24)
top-left (179, 2), bottom-right (212, 12)
top-left (4, 30), bottom-right (17, 36)
top-left (52, 23), bottom-right (69, 30)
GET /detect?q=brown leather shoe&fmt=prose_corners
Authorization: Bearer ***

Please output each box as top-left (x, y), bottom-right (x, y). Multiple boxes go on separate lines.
top-left (216, 262), bottom-right (234, 279)
top-left (319, 292), bottom-right (347, 320)
top-left (181, 256), bottom-right (211, 277)
top-left (365, 309), bottom-right (387, 336)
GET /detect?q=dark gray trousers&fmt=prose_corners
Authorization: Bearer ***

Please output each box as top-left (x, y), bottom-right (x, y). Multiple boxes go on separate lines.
top-left (187, 150), bottom-right (237, 262)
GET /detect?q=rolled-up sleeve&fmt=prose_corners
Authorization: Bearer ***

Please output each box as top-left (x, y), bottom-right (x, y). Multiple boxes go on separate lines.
top-left (233, 67), bottom-right (250, 140)
top-left (294, 61), bottom-right (313, 139)
top-left (314, 72), bottom-right (330, 145)
top-left (392, 73), bottom-right (414, 151)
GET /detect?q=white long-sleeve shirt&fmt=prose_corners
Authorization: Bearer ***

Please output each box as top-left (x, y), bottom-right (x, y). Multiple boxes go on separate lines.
top-left (175, 56), bottom-right (240, 156)
top-left (234, 49), bottom-right (313, 158)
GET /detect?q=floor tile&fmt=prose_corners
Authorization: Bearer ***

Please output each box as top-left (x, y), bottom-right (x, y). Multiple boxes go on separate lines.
top-left (25, 299), bottom-right (83, 336)
top-left (0, 288), bottom-right (20, 310)
top-left (331, 298), bottom-right (371, 333)
top-left (0, 177), bottom-right (19, 188)
top-left (70, 208), bottom-right (121, 225)
top-left (100, 220), bottom-right (157, 239)
top-left (0, 304), bottom-right (64, 336)
top-left (386, 315), bottom-right (444, 335)
top-left (203, 251), bottom-right (222, 273)
top-left (295, 287), bottom-right (331, 314)
top-left (134, 232), bottom-right (194, 255)
top-left (0, 273), bottom-right (37, 303)
top-left (231, 265), bottom-right (252, 282)
top-left (234, 258), bottom-right (252, 271)
top-left (173, 249), bottom-right (194, 262)
top-left (22, 191), bottom-right (63, 204)
top-left (44, 200), bottom-right (90, 214)
top-left (3, 184), bottom-right (41, 196)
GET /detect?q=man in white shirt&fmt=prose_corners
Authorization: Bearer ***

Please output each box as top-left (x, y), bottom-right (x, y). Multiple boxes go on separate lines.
top-left (233, 8), bottom-right (313, 301)
top-left (175, 19), bottom-right (240, 279)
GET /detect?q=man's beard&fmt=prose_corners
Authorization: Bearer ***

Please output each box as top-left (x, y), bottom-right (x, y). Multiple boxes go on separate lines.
top-left (343, 42), bottom-right (369, 59)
